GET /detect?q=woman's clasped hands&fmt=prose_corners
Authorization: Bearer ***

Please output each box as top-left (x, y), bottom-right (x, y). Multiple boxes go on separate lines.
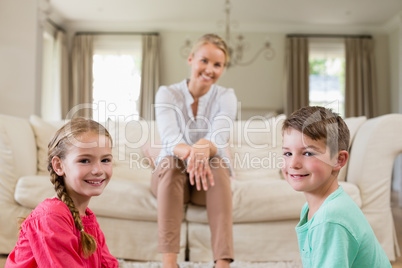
top-left (178, 139), bottom-right (216, 191)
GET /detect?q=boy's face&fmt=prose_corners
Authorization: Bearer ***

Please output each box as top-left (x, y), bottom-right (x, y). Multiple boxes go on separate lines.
top-left (282, 128), bottom-right (342, 195)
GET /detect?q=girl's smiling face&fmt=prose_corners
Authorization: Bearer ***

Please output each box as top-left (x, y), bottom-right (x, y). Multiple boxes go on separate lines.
top-left (54, 132), bottom-right (113, 205)
top-left (188, 43), bottom-right (226, 91)
top-left (282, 128), bottom-right (340, 196)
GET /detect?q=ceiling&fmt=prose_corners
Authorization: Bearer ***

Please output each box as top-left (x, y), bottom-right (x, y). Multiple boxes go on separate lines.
top-left (48, 0), bottom-right (402, 33)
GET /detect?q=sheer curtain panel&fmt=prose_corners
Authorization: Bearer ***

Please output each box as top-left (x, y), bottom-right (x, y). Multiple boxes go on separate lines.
top-left (40, 23), bottom-right (68, 121)
top-left (140, 34), bottom-right (160, 120)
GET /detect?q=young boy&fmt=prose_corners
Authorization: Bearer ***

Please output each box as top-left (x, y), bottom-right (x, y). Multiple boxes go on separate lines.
top-left (281, 106), bottom-right (391, 267)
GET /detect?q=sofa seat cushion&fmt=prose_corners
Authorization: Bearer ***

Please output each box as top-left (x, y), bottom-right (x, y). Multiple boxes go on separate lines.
top-left (186, 180), bottom-right (362, 223)
top-left (14, 175), bottom-right (159, 221)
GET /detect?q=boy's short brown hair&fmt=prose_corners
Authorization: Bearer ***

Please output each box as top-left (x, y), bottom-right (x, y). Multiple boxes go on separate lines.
top-left (282, 106), bottom-right (350, 156)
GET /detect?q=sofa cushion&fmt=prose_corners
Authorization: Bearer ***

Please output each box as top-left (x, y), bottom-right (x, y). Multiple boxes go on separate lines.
top-left (141, 140), bottom-right (162, 168)
top-left (0, 117), bottom-right (19, 202)
top-left (14, 175), bottom-right (56, 207)
top-left (337, 116), bottom-right (367, 182)
top-left (0, 115), bottom-right (37, 182)
top-left (107, 119), bottom-right (148, 162)
top-left (186, 180), bottom-right (361, 223)
top-left (229, 146), bottom-right (283, 181)
top-left (29, 115), bottom-right (65, 175)
top-left (106, 120), bottom-right (160, 181)
top-left (0, 120), bottom-right (18, 203)
top-left (28, 116), bottom-right (156, 183)
top-left (14, 175), bottom-right (159, 221)
top-left (229, 115), bottom-right (285, 181)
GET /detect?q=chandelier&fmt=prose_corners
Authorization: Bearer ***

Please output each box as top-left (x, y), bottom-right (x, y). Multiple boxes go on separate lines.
top-left (181, 0), bottom-right (275, 67)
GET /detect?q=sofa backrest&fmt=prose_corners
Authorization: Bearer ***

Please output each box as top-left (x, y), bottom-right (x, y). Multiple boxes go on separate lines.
top-left (338, 116), bottom-right (367, 181)
top-left (228, 115), bottom-right (286, 181)
top-left (19, 114), bottom-right (368, 184)
top-left (0, 115), bottom-right (37, 178)
top-left (28, 116), bottom-right (161, 183)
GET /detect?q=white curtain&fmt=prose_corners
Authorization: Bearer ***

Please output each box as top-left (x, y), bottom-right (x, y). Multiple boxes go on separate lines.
top-left (40, 24), bottom-right (68, 121)
top-left (70, 35), bottom-right (94, 118)
top-left (140, 34), bottom-right (160, 120)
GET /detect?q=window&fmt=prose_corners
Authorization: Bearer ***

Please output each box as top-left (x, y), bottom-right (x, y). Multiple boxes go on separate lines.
top-left (309, 39), bottom-right (345, 117)
top-left (92, 35), bottom-right (142, 122)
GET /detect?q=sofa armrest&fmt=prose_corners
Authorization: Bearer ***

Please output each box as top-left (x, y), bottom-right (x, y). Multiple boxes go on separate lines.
top-left (0, 114), bottom-right (37, 202)
top-left (0, 114), bottom-right (37, 254)
top-left (347, 113), bottom-right (402, 209)
top-left (346, 113), bottom-right (402, 260)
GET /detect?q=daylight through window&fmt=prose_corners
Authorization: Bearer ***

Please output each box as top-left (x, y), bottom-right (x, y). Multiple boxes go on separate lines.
top-left (309, 39), bottom-right (345, 117)
top-left (92, 35), bottom-right (142, 122)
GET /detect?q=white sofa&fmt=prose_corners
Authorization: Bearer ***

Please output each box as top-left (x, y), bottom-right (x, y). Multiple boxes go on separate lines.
top-left (0, 113), bottom-right (400, 262)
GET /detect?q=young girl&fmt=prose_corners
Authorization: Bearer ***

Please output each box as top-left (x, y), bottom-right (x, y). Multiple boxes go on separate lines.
top-left (6, 118), bottom-right (119, 267)
top-left (152, 33), bottom-right (236, 268)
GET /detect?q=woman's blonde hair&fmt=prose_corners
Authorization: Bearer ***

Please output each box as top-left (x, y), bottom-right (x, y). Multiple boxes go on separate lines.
top-left (190, 33), bottom-right (230, 66)
top-left (47, 118), bottom-right (112, 258)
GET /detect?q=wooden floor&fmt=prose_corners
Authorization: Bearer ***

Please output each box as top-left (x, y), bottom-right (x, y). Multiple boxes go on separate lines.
top-left (1, 191), bottom-right (401, 267)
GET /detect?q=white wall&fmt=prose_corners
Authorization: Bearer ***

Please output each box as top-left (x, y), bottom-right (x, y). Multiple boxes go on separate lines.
top-left (0, 2), bottom-right (395, 119)
top-left (145, 31), bottom-right (392, 117)
top-left (0, 0), bottom-right (41, 118)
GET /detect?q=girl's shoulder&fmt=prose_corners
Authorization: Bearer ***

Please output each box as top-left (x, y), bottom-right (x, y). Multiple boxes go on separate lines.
top-left (27, 198), bottom-right (72, 222)
top-left (19, 198), bottom-right (76, 234)
top-left (37, 197), bottom-right (69, 210)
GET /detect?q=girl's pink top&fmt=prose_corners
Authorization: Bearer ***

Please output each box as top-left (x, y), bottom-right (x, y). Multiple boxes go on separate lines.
top-left (6, 198), bottom-right (119, 268)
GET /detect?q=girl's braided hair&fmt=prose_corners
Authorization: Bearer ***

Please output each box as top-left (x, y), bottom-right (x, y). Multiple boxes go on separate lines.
top-left (47, 117), bottom-right (112, 258)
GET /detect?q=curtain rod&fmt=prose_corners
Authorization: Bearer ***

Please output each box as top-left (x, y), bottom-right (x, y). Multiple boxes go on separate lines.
top-left (286, 34), bottom-right (372, 39)
top-left (76, 32), bottom-right (159, 36)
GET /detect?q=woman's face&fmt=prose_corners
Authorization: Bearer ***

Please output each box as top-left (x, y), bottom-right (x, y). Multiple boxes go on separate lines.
top-left (188, 43), bottom-right (226, 90)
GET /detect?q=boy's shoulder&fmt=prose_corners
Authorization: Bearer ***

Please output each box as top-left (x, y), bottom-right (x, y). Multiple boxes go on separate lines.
top-left (311, 187), bottom-right (368, 232)
top-left (303, 187), bottom-right (391, 267)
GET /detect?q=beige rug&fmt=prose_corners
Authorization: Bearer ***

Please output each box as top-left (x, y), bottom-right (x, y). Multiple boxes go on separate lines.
top-left (119, 260), bottom-right (303, 268)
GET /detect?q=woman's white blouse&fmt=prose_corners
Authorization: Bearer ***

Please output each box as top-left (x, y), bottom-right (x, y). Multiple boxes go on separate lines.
top-left (154, 79), bottom-right (237, 165)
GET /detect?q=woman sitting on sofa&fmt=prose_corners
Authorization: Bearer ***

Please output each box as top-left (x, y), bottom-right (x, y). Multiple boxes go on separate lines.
top-left (151, 33), bottom-right (237, 268)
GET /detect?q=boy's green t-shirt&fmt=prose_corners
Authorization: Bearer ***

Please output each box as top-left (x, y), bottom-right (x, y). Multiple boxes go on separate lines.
top-left (295, 186), bottom-right (391, 268)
